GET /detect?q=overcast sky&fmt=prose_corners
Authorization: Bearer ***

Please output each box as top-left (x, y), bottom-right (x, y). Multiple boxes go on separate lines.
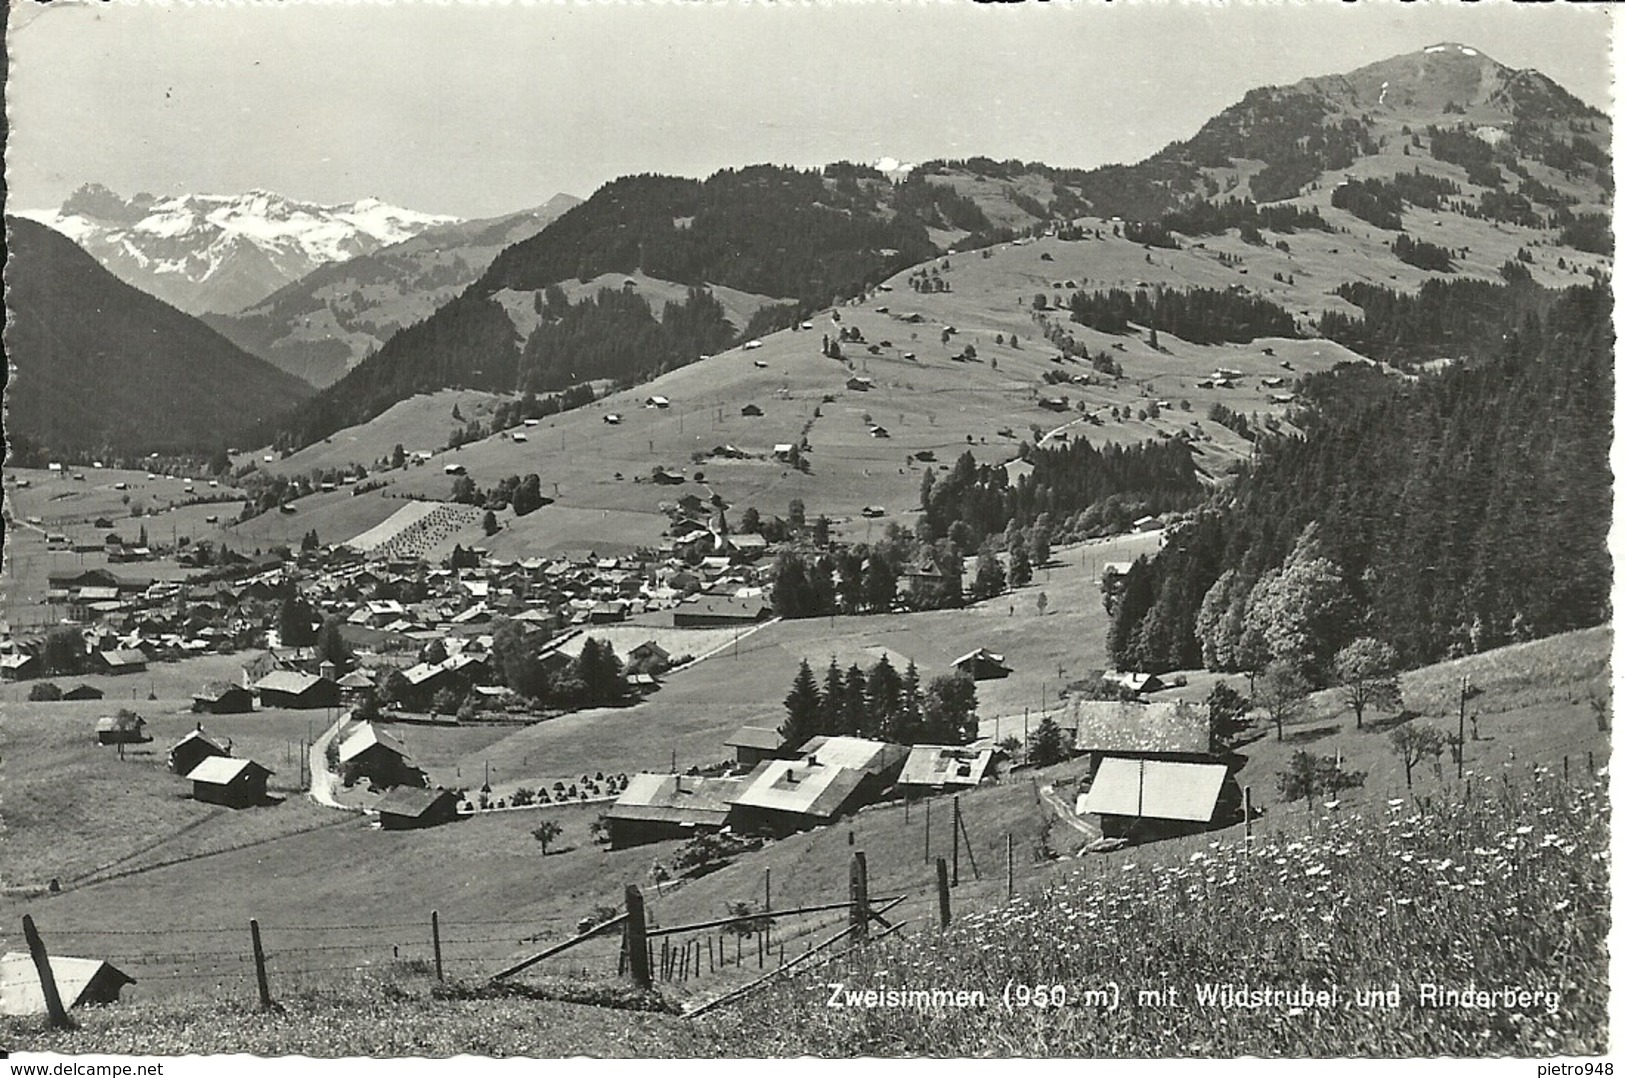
top-left (7, 0), bottom-right (1615, 220)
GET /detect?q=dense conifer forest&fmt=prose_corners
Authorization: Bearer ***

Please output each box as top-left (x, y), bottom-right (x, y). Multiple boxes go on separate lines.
top-left (1107, 280), bottom-right (1611, 679)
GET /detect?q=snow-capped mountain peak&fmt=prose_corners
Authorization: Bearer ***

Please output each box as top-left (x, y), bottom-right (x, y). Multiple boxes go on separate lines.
top-left (18, 184), bottom-right (461, 315)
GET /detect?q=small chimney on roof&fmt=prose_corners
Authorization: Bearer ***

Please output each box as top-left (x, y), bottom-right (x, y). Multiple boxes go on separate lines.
top-left (806, 754), bottom-right (818, 767)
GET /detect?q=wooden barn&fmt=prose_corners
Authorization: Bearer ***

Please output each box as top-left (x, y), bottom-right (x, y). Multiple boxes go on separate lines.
top-left (605, 773), bottom-right (744, 849)
top-left (185, 756), bottom-right (273, 809)
top-left (1079, 757), bottom-right (1241, 842)
top-left (95, 713), bottom-right (151, 746)
top-left (337, 722), bottom-right (419, 789)
top-left (92, 649), bottom-right (148, 676)
top-left (0, 952), bottom-right (136, 1017)
top-left (168, 726), bottom-right (229, 776)
top-left (376, 786), bottom-right (462, 830)
top-left (192, 681), bottom-right (254, 715)
top-left (951, 648), bottom-right (1012, 681)
top-left (253, 670), bottom-right (341, 710)
top-left (723, 725), bottom-right (790, 768)
top-left (61, 683), bottom-right (104, 701)
top-left (0, 653), bottom-right (41, 681)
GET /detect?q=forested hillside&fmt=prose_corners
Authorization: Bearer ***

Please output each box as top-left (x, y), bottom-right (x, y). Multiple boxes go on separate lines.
top-left (1107, 279), bottom-right (1611, 677)
top-left (267, 165), bottom-right (938, 447)
top-left (4, 217), bottom-right (316, 458)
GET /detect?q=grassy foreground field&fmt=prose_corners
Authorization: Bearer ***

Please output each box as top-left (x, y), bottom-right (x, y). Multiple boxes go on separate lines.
top-left (3, 621), bottom-right (1610, 1056)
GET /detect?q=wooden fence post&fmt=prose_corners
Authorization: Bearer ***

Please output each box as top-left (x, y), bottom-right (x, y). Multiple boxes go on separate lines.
top-left (22, 915), bottom-right (73, 1031)
top-left (849, 851), bottom-right (869, 941)
top-left (624, 884), bottom-right (651, 989)
top-left (935, 857), bottom-right (951, 929)
top-left (1244, 785), bottom-right (1253, 843)
top-left (1006, 833), bottom-right (1015, 899)
top-left (924, 800), bottom-right (930, 864)
top-left (431, 910), bottom-right (443, 981)
top-left (249, 918), bottom-right (274, 1010)
top-left (951, 797), bottom-right (960, 886)
top-left (764, 868), bottom-right (772, 911)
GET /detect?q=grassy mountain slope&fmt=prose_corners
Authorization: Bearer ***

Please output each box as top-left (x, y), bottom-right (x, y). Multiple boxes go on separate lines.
top-left (263, 165), bottom-right (942, 447)
top-left (3, 217), bottom-right (315, 457)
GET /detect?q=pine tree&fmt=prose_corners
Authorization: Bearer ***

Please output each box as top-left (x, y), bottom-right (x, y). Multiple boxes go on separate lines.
top-left (889, 660), bottom-right (924, 743)
top-left (780, 659), bottom-right (822, 748)
top-left (819, 659), bottom-right (846, 736)
top-left (865, 655), bottom-right (903, 740)
top-left (842, 664), bottom-right (868, 737)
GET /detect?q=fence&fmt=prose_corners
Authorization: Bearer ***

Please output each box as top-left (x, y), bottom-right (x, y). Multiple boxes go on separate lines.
top-left (15, 779), bottom-right (1115, 1025)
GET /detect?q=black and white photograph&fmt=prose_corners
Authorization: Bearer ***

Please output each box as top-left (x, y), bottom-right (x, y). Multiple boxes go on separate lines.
top-left (0, 0), bottom-right (1614, 1064)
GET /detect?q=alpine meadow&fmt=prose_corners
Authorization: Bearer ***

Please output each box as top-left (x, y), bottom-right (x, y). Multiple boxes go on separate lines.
top-left (1, 10), bottom-right (1615, 1063)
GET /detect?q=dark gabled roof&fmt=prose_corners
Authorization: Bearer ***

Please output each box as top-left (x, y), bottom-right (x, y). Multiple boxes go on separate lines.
top-left (193, 681), bottom-right (248, 701)
top-left (376, 786), bottom-right (460, 819)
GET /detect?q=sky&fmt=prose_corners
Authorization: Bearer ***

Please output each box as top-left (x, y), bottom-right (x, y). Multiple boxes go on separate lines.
top-left (6, 0), bottom-right (1616, 221)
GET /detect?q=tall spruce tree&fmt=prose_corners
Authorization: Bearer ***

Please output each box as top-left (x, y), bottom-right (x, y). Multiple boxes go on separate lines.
top-left (781, 659), bottom-right (823, 748)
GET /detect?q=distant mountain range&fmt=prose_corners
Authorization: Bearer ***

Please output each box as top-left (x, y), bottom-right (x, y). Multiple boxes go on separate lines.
top-left (262, 43), bottom-right (1610, 451)
top-left (16, 185), bottom-right (460, 316)
top-left (200, 194), bottom-right (581, 387)
top-left (4, 216), bottom-right (316, 457)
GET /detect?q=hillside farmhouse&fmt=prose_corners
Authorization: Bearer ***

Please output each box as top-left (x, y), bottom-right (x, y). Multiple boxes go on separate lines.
top-left (168, 726), bottom-right (229, 776)
top-left (952, 648), bottom-right (1012, 681)
top-left (723, 725), bottom-right (790, 768)
top-left (186, 756), bottom-right (273, 809)
top-left (1080, 757), bottom-right (1240, 842)
top-left (605, 773), bottom-right (745, 849)
top-left (897, 745), bottom-right (998, 794)
top-left (253, 670), bottom-right (341, 710)
top-left (376, 786), bottom-right (462, 830)
top-left (95, 713), bottom-right (151, 746)
top-left (193, 681), bottom-right (254, 714)
top-left (727, 736), bottom-right (907, 836)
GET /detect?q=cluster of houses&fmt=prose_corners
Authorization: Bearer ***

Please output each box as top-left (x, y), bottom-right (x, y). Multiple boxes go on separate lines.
top-left (166, 725), bottom-right (275, 809)
top-left (1, 509), bottom-right (782, 688)
top-left (597, 694), bottom-right (1244, 851)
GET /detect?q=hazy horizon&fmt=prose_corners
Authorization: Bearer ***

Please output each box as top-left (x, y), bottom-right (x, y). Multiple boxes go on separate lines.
top-left (7, 0), bottom-right (1615, 220)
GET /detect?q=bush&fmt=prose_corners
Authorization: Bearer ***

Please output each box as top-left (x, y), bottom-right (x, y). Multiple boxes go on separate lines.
top-left (28, 682), bottom-right (63, 702)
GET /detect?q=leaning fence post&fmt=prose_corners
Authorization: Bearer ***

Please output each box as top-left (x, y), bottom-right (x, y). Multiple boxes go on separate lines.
top-left (249, 918), bottom-right (274, 1010)
top-left (1244, 785), bottom-right (1253, 843)
top-left (935, 857), bottom-right (951, 929)
top-left (849, 851), bottom-right (869, 941)
top-left (22, 915), bottom-right (73, 1031)
top-left (431, 910), bottom-right (443, 981)
top-left (624, 884), bottom-right (651, 989)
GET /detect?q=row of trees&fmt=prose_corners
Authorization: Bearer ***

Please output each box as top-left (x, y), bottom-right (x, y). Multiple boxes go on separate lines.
top-left (919, 442), bottom-right (1199, 557)
top-left (779, 657), bottom-right (979, 748)
top-left (1068, 287), bottom-right (1299, 345)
